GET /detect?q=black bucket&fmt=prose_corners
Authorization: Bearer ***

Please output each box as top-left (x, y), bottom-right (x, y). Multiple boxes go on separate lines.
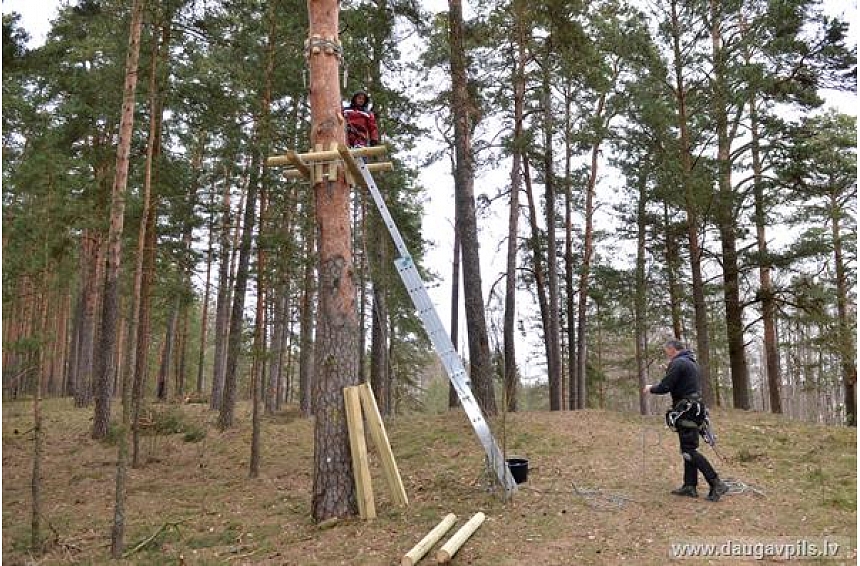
top-left (506, 458), bottom-right (529, 484)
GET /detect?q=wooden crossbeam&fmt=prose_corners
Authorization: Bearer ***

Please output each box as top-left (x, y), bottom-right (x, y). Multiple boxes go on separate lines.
top-left (267, 144), bottom-right (387, 167)
top-left (358, 382), bottom-right (408, 507)
top-left (280, 161), bottom-right (392, 180)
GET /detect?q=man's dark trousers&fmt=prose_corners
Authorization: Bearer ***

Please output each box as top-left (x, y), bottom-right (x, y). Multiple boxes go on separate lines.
top-left (678, 424), bottom-right (718, 486)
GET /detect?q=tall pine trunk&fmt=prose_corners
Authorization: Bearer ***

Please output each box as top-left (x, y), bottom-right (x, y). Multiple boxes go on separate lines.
top-left (635, 168), bottom-right (649, 415)
top-left (94, 0), bottom-right (144, 442)
top-left (749, 92), bottom-right (781, 413)
top-left (831, 191), bottom-right (856, 425)
top-left (541, 40), bottom-right (562, 412)
top-left (308, 0), bottom-right (361, 521)
top-left (669, 0), bottom-right (713, 406)
top-left (504, 2), bottom-right (526, 412)
top-left (574, 91), bottom-right (608, 410)
top-left (298, 205), bottom-right (316, 417)
top-left (448, 0), bottom-right (496, 415)
top-left (370, 225), bottom-right (390, 415)
top-left (218, 150), bottom-right (261, 429)
top-left (108, 0), bottom-right (145, 557)
top-left (710, 0), bottom-right (750, 409)
top-left (210, 173), bottom-right (233, 410)
top-left (448, 215), bottom-right (460, 409)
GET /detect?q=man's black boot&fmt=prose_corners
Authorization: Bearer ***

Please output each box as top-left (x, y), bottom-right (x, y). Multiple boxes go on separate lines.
top-left (671, 485), bottom-right (698, 498)
top-left (707, 479), bottom-right (728, 502)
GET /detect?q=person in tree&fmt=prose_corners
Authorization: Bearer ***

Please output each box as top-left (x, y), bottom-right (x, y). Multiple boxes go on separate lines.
top-left (344, 91), bottom-right (380, 148)
top-left (643, 339), bottom-right (728, 502)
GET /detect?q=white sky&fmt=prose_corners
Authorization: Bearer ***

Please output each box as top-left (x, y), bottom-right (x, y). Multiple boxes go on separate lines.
top-left (2, 0), bottom-right (856, 385)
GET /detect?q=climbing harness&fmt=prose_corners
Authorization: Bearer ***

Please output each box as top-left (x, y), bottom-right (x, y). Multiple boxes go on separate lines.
top-left (666, 397), bottom-right (716, 447)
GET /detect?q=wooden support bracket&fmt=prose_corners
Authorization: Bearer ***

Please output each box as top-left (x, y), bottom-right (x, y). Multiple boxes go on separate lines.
top-left (284, 150), bottom-right (310, 178)
top-left (358, 382), bottom-right (408, 507)
top-left (344, 386), bottom-right (376, 520)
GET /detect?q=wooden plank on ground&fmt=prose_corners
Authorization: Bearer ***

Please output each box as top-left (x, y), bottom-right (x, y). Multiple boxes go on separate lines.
top-left (344, 385), bottom-right (376, 519)
top-left (358, 382), bottom-right (408, 507)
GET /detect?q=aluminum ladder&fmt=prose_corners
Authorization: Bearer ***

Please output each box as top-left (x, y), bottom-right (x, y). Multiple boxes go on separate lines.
top-left (354, 158), bottom-right (517, 497)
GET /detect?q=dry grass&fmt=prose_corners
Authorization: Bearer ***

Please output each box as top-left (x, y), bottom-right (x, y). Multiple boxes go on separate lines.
top-left (2, 398), bottom-right (856, 565)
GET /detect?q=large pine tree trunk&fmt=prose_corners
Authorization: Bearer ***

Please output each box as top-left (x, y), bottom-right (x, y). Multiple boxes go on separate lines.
top-left (749, 93), bottom-right (781, 414)
top-left (108, 0), bottom-right (145, 556)
top-left (370, 225), bottom-right (390, 415)
top-left (523, 158), bottom-right (553, 403)
top-left (156, 306), bottom-right (179, 402)
top-left (541, 44), bottom-right (562, 412)
top-left (663, 205), bottom-right (684, 340)
top-left (710, 0), bottom-right (750, 410)
top-left (94, 0), bottom-right (144, 442)
top-left (218, 150), bottom-right (261, 429)
top-left (574, 92), bottom-right (608, 411)
top-left (831, 192), bottom-right (856, 426)
top-left (131, 17), bottom-right (167, 464)
top-left (210, 176), bottom-right (233, 410)
top-left (504, 8), bottom-right (526, 412)
top-left (448, 218), bottom-right (460, 410)
top-left (74, 230), bottom-right (101, 408)
top-left (669, 0), bottom-right (714, 407)
top-left (308, 0), bottom-right (361, 522)
top-left (563, 92), bottom-right (576, 411)
top-left (298, 210), bottom-right (316, 418)
top-left (197, 197), bottom-right (215, 395)
top-left (448, 0), bottom-right (496, 416)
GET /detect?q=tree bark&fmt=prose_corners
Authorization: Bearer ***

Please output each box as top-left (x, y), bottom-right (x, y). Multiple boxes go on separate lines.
top-left (831, 190), bottom-right (856, 426)
top-left (94, 0), bottom-right (144, 443)
top-left (74, 230), bottom-right (101, 408)
top-left (448, 0), bottom-right (496, 415)
top-left (749, 92), bottom-right (781, 413)
top-left (299, 205), bottom-right (316, 417)
top-left (635, 168), bottom-right (650, 416)
top-left (574, 91), bottom-right (608, 410)
top-left (710, 0), bottom-right (750, 409)
top-left (370, 225), bottom-right (390, 415)
top-left (504, 4), bottom-right (526, 412)
top-left (108, 0), bottom-right (145, 557)
top-left (541, 40), bottom-right (562, 412)
top-left (218, 149), bottom-right (261, 429)
top-left (210, 171), bottom-right (233, 410)
top-left (307, 0), bottom-right (361, 522)
top-left (668, 0), bottom-right (713, 406)
top-left (448, 218), bottom-right (460, 409)
top-left (523, 158), bottom-right (553, 405)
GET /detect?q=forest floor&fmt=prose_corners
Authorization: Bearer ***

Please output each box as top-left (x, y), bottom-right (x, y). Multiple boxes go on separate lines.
top-left (2, 398), bottom-right (857, 565)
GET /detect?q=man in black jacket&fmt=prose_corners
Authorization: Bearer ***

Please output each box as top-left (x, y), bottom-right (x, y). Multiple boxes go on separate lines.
top-left (643, 339), bottom-right (728, 501)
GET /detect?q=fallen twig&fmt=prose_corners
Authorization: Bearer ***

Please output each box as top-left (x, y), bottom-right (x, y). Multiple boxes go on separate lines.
top-left (122, 520), bottom-right (183, 558)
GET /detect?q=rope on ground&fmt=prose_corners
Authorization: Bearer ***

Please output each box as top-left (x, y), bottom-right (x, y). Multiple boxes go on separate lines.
top-left (721, 477), bottom-right (767, 498)
top-left (571, 481), bottom-right (639, 511)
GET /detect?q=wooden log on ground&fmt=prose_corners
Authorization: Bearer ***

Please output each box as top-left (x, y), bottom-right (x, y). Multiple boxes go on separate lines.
top-left (435, 512), bottom-right (486, 563)
top-left (401, 513), bottom-right (457, 566)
